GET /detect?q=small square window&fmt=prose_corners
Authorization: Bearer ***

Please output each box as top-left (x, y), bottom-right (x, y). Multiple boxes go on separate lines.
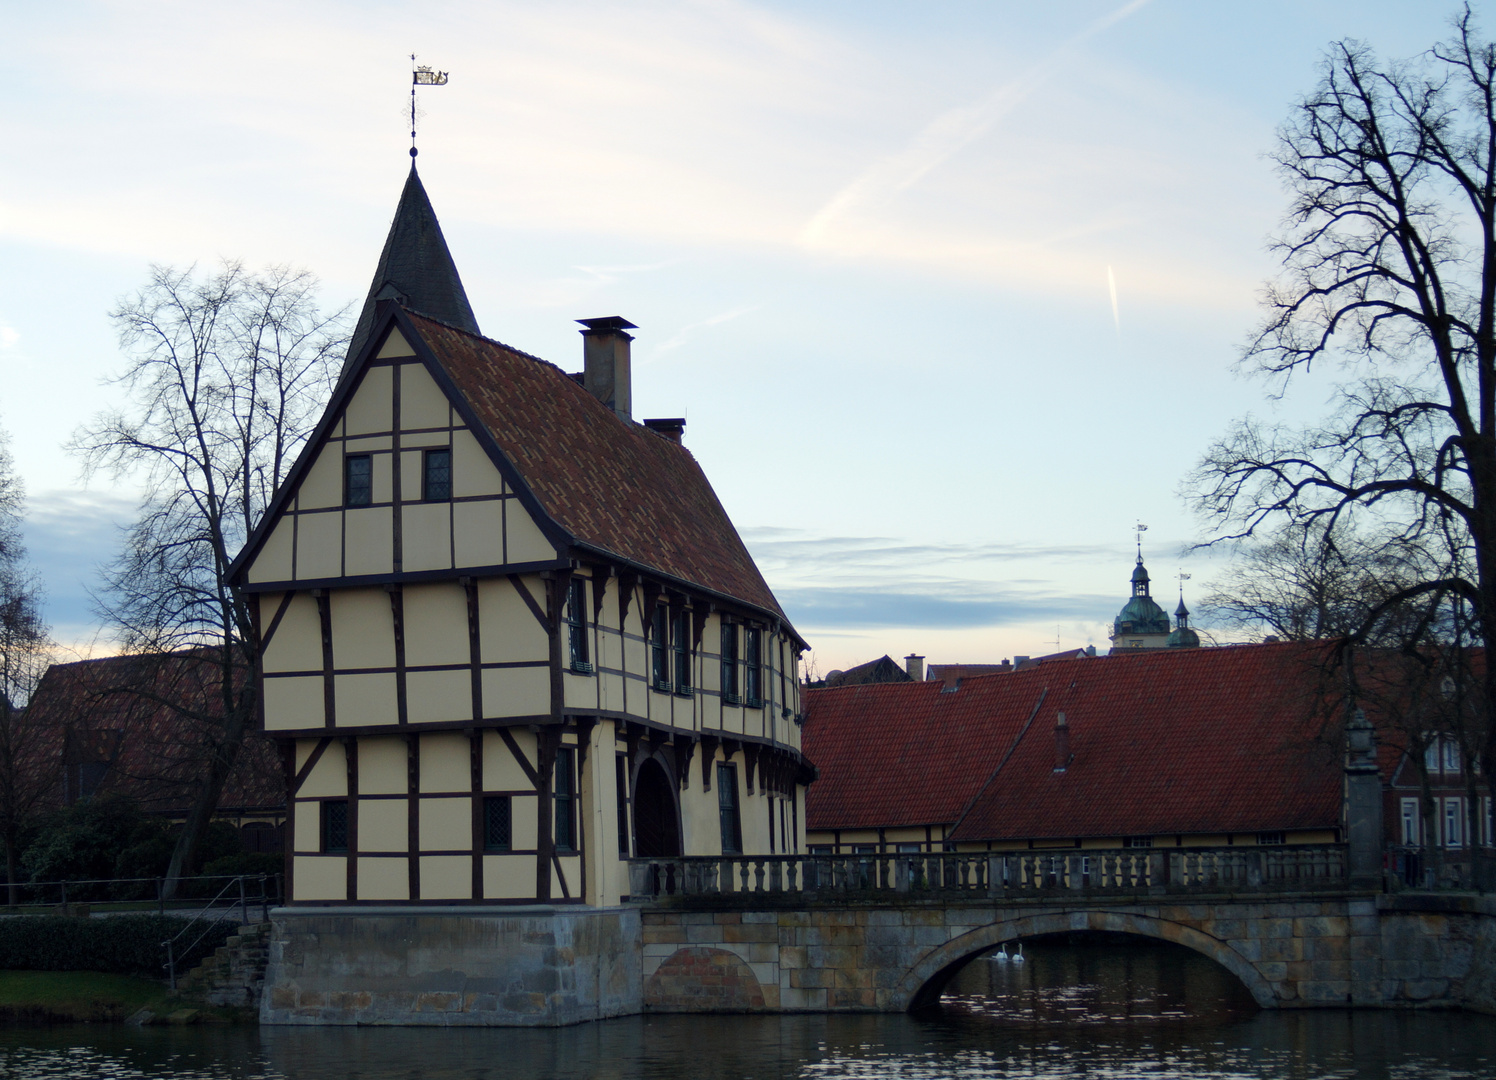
top-left (423, 448), bottom-right (452, 501)
top-left (345, 455), bottom-right (372, 507)
top-left (484, 796), bottom-right (512, 851)
top-left (1123, 836), bottom-right (1153, 848)
top-left (321, 800), bottom-right (349, 853)
top-left (1256, 831), bottom-right (1286, 846)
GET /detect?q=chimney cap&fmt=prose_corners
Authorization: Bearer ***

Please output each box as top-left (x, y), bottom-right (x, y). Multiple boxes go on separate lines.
top-left (577, 316), bottom-right (638, 335)
top-left (643, 417), bottom-right (686, 443)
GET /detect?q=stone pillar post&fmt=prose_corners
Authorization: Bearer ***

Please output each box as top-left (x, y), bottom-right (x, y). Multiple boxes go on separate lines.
top-left (1344, 707), bottom-right (1384, 889)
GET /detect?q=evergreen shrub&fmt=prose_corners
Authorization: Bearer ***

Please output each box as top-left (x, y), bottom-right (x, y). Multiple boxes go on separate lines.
top-left (0, 915), bottom-right (233, 978)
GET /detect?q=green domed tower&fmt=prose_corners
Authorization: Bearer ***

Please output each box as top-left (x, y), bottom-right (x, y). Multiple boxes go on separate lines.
top-left (1166, 595), bottom-right (1201, 649)
top-left (1108, 557), bottom-right (1172, 652)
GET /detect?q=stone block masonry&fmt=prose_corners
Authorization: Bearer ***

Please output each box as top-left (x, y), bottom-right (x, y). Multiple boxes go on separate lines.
top-left (261, 907), bottom-right (642, 1026)
top-left (259, 892), bottom-right (1495, 1024)
top-left (640, 893), bottom-right (1496, 1015)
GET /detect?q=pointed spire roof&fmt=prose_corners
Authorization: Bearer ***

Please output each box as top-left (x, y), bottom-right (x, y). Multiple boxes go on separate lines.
top-left (346, 165), bottom-right (479, 366)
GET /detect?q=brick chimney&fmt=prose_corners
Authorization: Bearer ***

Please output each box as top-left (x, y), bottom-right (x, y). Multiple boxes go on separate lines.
top-left (577, 316), bottom-right (636, 421)
top-left (940, 667), bottom-right (960, 693)
top-left (1053, 712), bottom-right (1070, 772)
top-left (643, 418), bottom-right (685, 443)
top-left (905, 654), bottom-right (924, 682)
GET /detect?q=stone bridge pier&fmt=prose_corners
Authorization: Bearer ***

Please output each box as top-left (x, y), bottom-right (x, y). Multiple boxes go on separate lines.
top-left (641, 894), bottom-right (1496, 1014)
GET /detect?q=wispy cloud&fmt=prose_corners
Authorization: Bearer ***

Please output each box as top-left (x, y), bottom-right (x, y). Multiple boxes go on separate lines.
top-left (516, 260), bottom-right (682, 309)
top-left (651, 304), bottom-right (760, 358)
top-left (800, 0), bottom-right (1154, 250)
top-left (0, 321), bottom-right (17, 351)
top-left (778, 584), bottom-right (1114, 630)
top-left (21, 488), bottom-right (136, 637)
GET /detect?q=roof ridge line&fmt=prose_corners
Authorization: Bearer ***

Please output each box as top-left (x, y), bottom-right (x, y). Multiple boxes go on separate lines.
top-left (403, 309), bottom-right (554, 368)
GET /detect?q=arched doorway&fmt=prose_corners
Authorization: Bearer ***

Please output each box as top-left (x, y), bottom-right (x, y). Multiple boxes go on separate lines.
top-left (632, 758), bottom-right (681, 857)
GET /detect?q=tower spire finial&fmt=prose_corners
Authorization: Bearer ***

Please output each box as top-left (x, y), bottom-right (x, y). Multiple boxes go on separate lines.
top-left (1134, 521), bottom-right (1148, 564)
top-left (409, 54), bottom-right (450, 160)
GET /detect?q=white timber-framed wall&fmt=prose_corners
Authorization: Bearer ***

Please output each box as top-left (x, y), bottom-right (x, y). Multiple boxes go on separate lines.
top-left (236, 311), bottom-right (811, 908)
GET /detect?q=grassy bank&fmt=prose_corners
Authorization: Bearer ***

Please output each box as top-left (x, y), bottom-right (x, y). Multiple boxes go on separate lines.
top-left (0, 971), bottom-right (172, 1023)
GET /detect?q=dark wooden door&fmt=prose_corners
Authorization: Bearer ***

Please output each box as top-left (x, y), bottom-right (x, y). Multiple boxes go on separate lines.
top-left (632, 759), bottom-right (680, 857)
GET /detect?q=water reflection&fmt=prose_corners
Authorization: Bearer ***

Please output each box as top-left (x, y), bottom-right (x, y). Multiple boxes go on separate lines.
top-left (940, 930), bottom-right (1260, 1025)
top-left (0, 935), bottom-right (1492, 1080)
top-left (0, 1010), bottom-right (1492, 1079)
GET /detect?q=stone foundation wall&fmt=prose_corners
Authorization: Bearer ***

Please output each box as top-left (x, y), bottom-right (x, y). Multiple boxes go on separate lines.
top-left (261, 906), bottom-right (642, 1026)
top-left (259, 893), bottom-right (1493, 1025)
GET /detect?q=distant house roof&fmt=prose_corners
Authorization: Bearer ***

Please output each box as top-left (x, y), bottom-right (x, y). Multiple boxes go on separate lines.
top-left (24, 653), bottom-right (282, 816)
top-left (824, 655), bottom-right (912, 689)
top-left (804, 642), bottom-right (1366, 840)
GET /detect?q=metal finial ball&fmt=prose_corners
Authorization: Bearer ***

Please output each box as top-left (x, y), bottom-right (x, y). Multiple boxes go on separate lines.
top-left (410, 147), bottom-right (418, 158)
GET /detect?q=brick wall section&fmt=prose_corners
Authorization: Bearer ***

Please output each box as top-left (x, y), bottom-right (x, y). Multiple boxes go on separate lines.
top-left (644, 946), bottom-right (766, 1011)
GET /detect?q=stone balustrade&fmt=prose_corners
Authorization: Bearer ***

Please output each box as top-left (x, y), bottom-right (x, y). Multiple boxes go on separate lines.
top-left (628, 845), bottom-right (1348, 902)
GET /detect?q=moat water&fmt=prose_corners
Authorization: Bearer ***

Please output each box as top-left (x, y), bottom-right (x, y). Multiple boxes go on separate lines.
top-left (1, 935), bottom-right (1492, 1079)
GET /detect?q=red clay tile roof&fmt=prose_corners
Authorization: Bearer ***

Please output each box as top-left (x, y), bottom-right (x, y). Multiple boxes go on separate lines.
top-left (25, 653), bottom-right (282, 816)
top-left (409, 312), bottom-right (786, 621)
top-left (804, 642), bottom-right (1363, 840)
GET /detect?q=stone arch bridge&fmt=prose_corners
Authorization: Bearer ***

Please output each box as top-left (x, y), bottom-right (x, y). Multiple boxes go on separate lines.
top-left (634, 849), bottom-right (1496, 1013)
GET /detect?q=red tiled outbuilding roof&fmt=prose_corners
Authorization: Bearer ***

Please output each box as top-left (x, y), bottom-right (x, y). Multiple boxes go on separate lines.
top-left (804, 642), bottom-right (1356, 841)
top-left (25, 653), bottom-right (283, 816)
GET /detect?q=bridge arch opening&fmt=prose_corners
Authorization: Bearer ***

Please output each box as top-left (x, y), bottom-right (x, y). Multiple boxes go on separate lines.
top-left (902, 912), bottom-right (1273, 1013)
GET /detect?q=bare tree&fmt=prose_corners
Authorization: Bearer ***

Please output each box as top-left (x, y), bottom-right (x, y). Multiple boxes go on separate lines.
top-left (1190, 8), bottom-right (1496, 795)
top-left (0, 425), bottom-right (55, 903)
top-left (1202, 522), bottom-right (1430, 643)
top-left (72, 262), bottom-right (346, 893)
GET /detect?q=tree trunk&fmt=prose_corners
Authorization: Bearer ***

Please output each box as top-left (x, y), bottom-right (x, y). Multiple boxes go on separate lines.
top-left (161, 695), bottom-right (253, 899)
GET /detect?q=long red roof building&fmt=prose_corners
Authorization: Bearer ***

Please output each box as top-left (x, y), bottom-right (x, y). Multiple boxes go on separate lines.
top-left (804, 642), bottom-right (1407, 853)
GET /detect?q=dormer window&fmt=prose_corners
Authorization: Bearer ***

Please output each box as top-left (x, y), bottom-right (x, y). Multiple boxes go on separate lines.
top-left (345, 454), bottom-right (373, 507)
top-left (423, 447), bottom-right (452, 501)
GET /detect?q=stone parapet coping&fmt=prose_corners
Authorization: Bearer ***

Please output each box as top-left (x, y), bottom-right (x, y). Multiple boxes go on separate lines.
top-left (269, 905), bottom-right (635, 918)
top-left (1377, 893), bottom-right (1496, 916)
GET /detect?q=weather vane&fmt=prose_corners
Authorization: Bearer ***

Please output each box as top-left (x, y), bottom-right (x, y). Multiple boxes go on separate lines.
top-left (409, 54), bottom-right (450, 159)
top-left (1177, 570), bottom-right (1191, 598)
top-left (1134, 521), bottom-right (1148, 563)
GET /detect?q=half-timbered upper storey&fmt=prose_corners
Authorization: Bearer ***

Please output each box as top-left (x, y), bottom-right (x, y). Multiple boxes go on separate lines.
top-left (229, 165), bottom-right (811, 908)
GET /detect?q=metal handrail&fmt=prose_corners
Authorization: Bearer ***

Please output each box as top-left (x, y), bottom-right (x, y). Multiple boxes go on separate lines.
top-left (1, 872), bottom-right (281, 914)
top-left (161, 874), bottom-right (277, 989)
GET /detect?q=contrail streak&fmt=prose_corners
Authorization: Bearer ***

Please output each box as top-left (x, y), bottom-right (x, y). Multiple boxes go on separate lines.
top-left (800, 0), bottom-right (1154, 248)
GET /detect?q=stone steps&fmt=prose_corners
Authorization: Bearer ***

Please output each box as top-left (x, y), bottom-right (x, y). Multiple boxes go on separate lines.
top-left (176, 923), bottom-right (272, 1009)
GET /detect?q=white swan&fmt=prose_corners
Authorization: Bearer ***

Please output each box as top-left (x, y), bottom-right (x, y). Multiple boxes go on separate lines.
top-left (992, 944), bottom-right (1009, 963)
top-left (1011, 942), bottom-right (1025, 964)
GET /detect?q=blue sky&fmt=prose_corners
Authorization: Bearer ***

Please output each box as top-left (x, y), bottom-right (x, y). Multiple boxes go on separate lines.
top-left (0, 0), bottom-right (1464, 668)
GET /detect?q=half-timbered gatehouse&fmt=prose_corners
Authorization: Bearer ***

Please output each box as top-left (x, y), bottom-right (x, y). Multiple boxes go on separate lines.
top-left (232, 165), bottom-right (811, 921)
